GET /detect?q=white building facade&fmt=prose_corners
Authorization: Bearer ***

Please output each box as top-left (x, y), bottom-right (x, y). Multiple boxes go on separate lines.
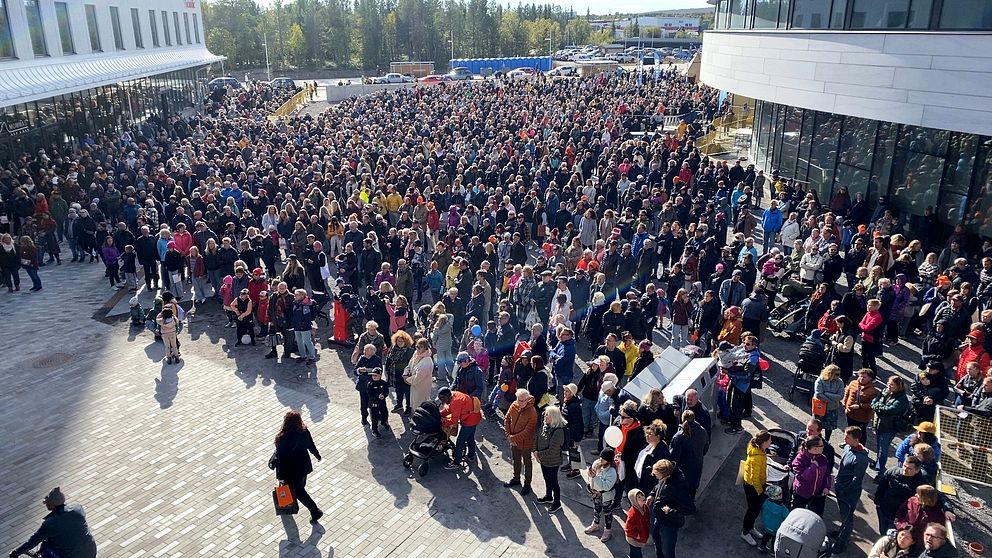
top-left (701, 0), bottom-right (992, 242)
top-left (0, 0), bottom-right (223, 159)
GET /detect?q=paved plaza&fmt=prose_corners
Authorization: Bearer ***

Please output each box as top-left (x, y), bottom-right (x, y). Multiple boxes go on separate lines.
top-left (1, 258), bottom-right (990, 557)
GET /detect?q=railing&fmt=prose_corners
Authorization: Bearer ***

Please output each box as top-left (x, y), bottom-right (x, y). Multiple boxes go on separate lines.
top-left (696, 111), bottom-right (754, 155)
top-left (268, 88), bottom-right (310, 122)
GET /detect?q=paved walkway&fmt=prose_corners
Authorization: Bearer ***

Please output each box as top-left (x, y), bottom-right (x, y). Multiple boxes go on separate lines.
top-left (1, 256), bottom-right (988, 556)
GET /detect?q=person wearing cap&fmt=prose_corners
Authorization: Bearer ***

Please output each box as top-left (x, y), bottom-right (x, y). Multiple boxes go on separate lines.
top-left (452, 351), bottom-right (485, 399)
top-left (719, 270), bottom-right (747, 310)
top-left (367, 368), bottom-right (391, 438)
top-left (439, 386), bottom-right (483, 470)
top-left (233, 287), bottom-right (255, 346)
top-left (584, 448), bottom-right (620, 542)
top-left (9, 487), bottom-right (97, 558)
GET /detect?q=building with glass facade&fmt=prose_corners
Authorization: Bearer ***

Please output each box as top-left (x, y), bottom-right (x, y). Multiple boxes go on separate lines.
top-left (701, 0), bottom-right (992, 242)
top-left (0, 0), bottom-right (223, 160)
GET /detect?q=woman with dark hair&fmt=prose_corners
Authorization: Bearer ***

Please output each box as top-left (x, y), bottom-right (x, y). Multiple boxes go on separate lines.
top-left (829, 315), bottom-right (857, 383)
top-left (269, 411), bottom-right (323, 523)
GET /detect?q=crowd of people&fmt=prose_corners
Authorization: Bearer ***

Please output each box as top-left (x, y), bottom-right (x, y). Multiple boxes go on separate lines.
top-left (4, 67), bottom-right (988, 558)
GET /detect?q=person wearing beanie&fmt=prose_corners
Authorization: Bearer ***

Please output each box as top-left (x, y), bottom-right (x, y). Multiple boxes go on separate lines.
top-left (758, 483), bottom-right (789, 552)
top-left (584, 448), bottom-right (620, 542)
top-left (10, 487), bottom-right (97, 558)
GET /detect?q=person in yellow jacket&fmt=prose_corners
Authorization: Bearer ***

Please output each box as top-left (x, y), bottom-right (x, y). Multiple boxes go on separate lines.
top-left (741, 430), bottom-right (772, 546)
top-left (620, 334), bottom-right (640, 386)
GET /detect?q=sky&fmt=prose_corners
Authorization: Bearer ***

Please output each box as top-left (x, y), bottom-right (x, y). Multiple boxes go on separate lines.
top-left (250, 0), bottom-right (713, 16)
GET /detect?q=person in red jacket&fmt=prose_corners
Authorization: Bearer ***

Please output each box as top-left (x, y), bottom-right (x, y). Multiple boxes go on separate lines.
top-left (624, 488), bottom-right (651, 557)
top-left (858, 299), bottom-right (885, 373)
top-left (956, 329), bottom-right (990, 381)
top-left (439, 387), bottom-right (482, 470)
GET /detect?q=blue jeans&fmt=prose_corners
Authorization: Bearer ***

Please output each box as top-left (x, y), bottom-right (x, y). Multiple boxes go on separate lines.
top-left (875, 430), bottom-right (896, 473)
top-left (762, 229), bottom-right (776, 253)
top-left (208, 270), bottom-right (223, 299)
top-left (581, 398), bottom-right (596, 433)
top-left (453, 424), bottom-right (477, 463)
top-left (25, 266), bottom-right (42, 290)
top-left (652, 520), bottom-right (680, 558)
top-left (295, 330), bottom-right (316, 359)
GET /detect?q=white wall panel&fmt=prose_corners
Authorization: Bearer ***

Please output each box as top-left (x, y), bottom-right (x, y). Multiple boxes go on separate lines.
top-left (701, 30), bottom-right (992, 136)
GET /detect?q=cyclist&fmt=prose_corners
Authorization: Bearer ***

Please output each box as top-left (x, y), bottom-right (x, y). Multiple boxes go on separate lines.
top-left (9, 488), bottom-right (96, 558)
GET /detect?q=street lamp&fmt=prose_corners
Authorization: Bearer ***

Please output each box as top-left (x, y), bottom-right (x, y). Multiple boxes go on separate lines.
top-left (448, 30), bottom-right (454, 67)
top-left (262, 32), bottom-right (271, 82)
top-left (546, 33), bottom-right (553, 58)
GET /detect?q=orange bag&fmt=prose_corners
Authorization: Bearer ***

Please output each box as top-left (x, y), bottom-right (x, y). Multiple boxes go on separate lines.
top-left (811, 397), bottom-right (828, 417)
top-left (273, 482), bottom-right (298, 515)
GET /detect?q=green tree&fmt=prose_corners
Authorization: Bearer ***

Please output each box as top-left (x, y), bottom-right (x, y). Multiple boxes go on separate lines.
top-left (206, 27), bottom-right (236, 61)
top-left (286, 23), bottom-right (306, 67)
top-left (564, 17), bottom-right (592, 46)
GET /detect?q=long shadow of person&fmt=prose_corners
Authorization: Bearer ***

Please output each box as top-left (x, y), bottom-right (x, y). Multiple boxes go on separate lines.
top-left (365, 424), bottom-right (413, 509)
top-left (154, 362), bottom-right (182, 408)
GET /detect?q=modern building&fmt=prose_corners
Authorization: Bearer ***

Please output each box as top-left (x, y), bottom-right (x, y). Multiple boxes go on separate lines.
top-left (701, 0), bottom-right (992, 241)
top-left (0, 0), bottom-right (223, 160)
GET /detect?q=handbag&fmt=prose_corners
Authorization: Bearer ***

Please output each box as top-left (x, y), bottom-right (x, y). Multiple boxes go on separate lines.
top-left (812, 397), bottom-right (828, 417)
top-left (272, 482), bottom-right (299, 515)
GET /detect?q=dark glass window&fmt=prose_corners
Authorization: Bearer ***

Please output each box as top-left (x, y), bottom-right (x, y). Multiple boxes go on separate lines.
top-left (796, 109), bottom-right (815, 182)
top-left (792, 0), bottom-right (832, 29)
top-left (730, 0), bottom-right (749, 28)
top-left (149, 10), bottom-right (159, 47)
top-left (85, 4), bottom-right (101, 52)
top-left (939, 0), bottom-right (992, 29)
top-left (849, 0), bottom-right (933, 29)
top-left (0, 1), bottom-right (13, 59)
top-left (173, 12), bottom-right (181, 45)
top-left (193, 14), bottom-right (200, 43)
top-left (891, 125), bottom-right (945, 217)
top-left (943, 134), bottom-right (978, 195)
top-left (162, 11), bottom-right (170, 46)
top-left (55, 2), bottom-right (74, 54)
top-left (110, 6), bottom-right (124, 50)
top-left (839, 117), bottom-right (877, 170)
top-left (131, 8), bottom-right (143, 48)
top-left (754, 0), bottom-right (782, 28)
top-left (183, 12), bottom-right (190, 44)
top-left (809, 113), bottom-right (842, 203)
top-left (25, 0), bottom-right (48, 56)
top-left (970, 140), bottom-right (992, 236)
top-left (780, 106), bottom-right (803, 173)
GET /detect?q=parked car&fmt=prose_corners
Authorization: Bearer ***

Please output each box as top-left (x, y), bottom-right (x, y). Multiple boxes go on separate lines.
top-left (506, 67), bottom-right (538, 80)
top-left (372, 73), bottom-right (414, 84)
top-left (546, 65), bottom-right (577, 77)
top-left (208, 77), bottom-right (242, 90)
top-left (446, 67), bottom-right (473, 80)
top-left (269, 77), bottom-right (297, 90)
top-left (418, 74), bottom-right (450, 84)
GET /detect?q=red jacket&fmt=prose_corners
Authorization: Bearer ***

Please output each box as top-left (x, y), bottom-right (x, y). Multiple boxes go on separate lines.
top-left (443, 391), bottom-right (482, 428)
top-left (958, 332), bottom-right (990, 380)
top-left (248, 277), bottom-right (267, 305)
top-left (624, 504), bottom-right (650, 546)
top-left (858, 310), bottom-right (884, 343)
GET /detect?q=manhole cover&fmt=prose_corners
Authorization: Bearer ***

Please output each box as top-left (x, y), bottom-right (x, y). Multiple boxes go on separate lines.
top-left (32, 353), bottom-right (73, 369)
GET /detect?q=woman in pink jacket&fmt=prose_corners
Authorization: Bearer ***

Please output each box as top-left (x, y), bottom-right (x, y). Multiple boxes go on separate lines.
top-left (859, 298), bottom-right (885, 373)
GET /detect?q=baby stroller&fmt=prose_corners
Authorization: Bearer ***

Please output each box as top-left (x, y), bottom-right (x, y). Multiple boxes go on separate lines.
top-left (775, 508), bottom-right (832, 557)
top-left (789, 332), bottom-right (827, 400)
top-left (767, 428), bottom-right (796, 501)
top-left (768, 294), bottom-right (811, 340)
top-left (402, 401), bottom-right (451, 477)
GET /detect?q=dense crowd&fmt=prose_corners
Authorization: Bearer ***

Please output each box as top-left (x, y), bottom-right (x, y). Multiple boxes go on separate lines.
top-left (3, 69), bottom-right (986, 558)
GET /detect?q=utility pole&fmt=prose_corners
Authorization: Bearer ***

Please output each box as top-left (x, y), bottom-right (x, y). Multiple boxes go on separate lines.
top-left (263, 32), bottom-right (271, 82)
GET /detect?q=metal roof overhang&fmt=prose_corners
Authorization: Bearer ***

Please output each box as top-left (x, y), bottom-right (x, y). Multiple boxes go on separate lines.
top-left (0, 48), bottom-right (226, 109)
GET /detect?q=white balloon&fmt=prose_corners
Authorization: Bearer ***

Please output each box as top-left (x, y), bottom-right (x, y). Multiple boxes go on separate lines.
top-left (241, 334), bottom-right (252, 345)
top-left (603, 425), bottom-right (623, 448)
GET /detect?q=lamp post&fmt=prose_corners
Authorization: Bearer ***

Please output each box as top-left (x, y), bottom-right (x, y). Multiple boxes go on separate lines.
top-left (262, 33), bottom-right (271, 82)
top-left (448, 29), bottom-right (454, 68)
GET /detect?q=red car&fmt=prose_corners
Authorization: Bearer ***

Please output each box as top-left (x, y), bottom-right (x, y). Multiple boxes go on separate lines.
top-left (418, 74), bottom-right (450, 84)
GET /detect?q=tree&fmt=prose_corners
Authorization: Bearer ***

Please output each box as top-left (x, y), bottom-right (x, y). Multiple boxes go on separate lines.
top-left (206, 27), bottom-right (236, 62)
top-left (565, 18), bottom-right (592, 46)
top-left (642, 25), bottom-right (662, 39)
top-left (286, 23), bottom-right (306, 68)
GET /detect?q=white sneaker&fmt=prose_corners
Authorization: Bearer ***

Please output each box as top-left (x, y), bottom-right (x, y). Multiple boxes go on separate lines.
top-left (742, 533), bottom-right (758, 546)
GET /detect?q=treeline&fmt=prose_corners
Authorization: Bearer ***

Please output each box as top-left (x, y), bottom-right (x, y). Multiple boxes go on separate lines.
top-left (203, 0), bottom-right (613, 71)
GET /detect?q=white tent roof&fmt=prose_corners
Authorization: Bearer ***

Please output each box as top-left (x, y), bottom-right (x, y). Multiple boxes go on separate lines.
top-left (0, 48), bottom-right (225, 108)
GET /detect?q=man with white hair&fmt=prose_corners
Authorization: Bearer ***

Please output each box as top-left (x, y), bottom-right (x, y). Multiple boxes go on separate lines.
top-left (503, 388), bottom-right (538, 495)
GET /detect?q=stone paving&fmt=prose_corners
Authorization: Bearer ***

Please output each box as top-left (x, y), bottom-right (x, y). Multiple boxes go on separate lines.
top-left (2, 250), bottom-right (990, 557)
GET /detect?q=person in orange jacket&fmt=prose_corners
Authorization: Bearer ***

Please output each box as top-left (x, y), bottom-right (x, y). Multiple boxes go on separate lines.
top-left (439, 387), bottom-right (482, 470)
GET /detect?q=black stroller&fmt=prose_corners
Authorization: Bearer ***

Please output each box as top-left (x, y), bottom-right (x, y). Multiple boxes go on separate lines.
top-left (768, 281), bottom-right (813, 339)
top-left (767, 428), bottom-right (796, 501)
top-left (789, 332), bottom-right (827, 400)
top-left (402, 401), bottom-right (451, 477)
